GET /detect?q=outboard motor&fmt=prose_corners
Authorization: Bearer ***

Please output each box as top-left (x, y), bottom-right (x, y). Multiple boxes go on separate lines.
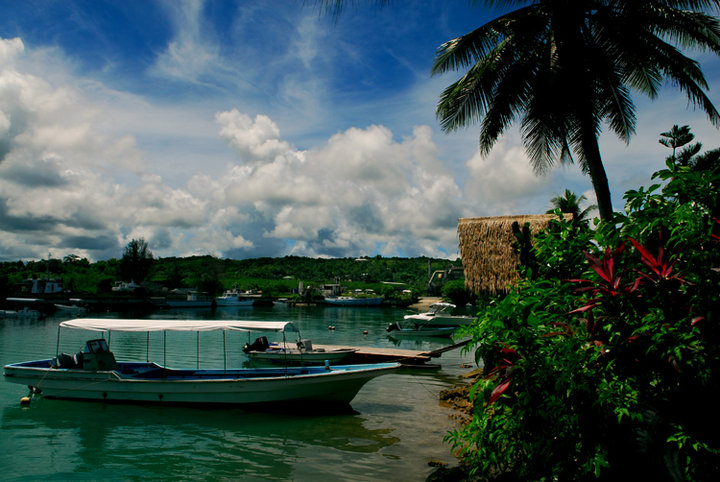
top-left (243, 336), bottom-right (270, 353)
top-left (386, 322), bottom-right (400, 333)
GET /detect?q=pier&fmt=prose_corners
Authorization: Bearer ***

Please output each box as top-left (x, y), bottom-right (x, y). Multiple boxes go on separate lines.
top-left (314, 339), bottom-right (470, 367)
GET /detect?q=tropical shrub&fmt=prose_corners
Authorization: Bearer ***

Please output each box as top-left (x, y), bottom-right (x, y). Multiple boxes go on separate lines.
top-left (449, 160), bottom-right (720, 480)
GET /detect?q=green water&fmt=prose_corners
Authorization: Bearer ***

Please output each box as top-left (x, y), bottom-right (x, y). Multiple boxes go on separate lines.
top-left (0, 306), bottom-right (476, 481)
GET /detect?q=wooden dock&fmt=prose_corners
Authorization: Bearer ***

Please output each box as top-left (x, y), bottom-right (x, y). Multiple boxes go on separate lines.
top-left (314, 339), bottom-right (470, 367)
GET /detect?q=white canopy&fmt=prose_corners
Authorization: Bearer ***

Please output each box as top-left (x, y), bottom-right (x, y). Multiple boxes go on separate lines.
top-left (59, 318), bottom-right (298, 333)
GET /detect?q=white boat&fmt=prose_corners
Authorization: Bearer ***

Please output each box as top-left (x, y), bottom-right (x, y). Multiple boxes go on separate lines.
top-left (215, 289), bottom-right (255, 307)
top-left (324, 296), bottom-right (384, 306)
top-left (386, 320), bottom-right (456, 338)
top-left (54, 298), bottom-right (88, 315)
top-left (3, 318), bottom-right (399, 407)
top-left (0, 306), bottom-right (41, 319)
top-left (165, 290), bottom-right (213, 308)
top-left (403, 302), bottom-right (474, 327)
top-left (244, 336), bottom-right (356, 365)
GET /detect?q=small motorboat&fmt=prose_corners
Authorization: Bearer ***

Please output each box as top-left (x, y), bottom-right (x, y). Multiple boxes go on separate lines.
top-left (386, 320), bottom-right (457, 338)
top-left (403, 302), bottom-right (474, 327)
top-left (243, 336), bottom-right (356, 365)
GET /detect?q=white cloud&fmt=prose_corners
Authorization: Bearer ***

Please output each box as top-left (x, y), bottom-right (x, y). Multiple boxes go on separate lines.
top-left (150, 0), bottom-right (221, 84)
top-left (216, 110), bottom-right (293, 163)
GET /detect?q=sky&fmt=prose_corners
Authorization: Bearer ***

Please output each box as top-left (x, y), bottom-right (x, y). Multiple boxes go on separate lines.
top-left (1, 1), bottom-right (719, 262)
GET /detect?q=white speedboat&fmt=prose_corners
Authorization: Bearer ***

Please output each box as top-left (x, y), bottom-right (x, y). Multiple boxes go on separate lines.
top-left (244, 336), bottom-right (356, 365)
top-left (3, 318), bottom-right (399, 407)
top-left (386, 320), bottom-right (456, 338)
top-left (215, 289), bottom-right (255, 307)
top-left (403, 302), bottom-right (474, 327)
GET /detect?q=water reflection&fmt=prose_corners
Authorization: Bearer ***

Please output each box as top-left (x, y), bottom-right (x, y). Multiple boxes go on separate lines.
top-left (1, 398), bottom-right (400, 480)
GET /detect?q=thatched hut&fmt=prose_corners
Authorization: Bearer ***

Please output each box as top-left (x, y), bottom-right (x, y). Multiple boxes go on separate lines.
top-left (458, 214), bottom-right (564, 295)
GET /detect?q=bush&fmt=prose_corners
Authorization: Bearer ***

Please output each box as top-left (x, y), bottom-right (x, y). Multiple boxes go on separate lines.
top-left (442, 279), bottom-right (475, 306)
top-left (449, 160), bottom-right (720, 480)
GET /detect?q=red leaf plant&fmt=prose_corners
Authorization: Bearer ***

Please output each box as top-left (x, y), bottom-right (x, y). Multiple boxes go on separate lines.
top-left (628, 237), bottom-right (684, 284)
top-left (568, 242), bottom-right (640, 316)
top-left (485, 345), bottom-right (521, 405)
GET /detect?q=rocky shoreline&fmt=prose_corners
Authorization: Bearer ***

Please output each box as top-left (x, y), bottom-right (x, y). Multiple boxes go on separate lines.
top-left (426, 367), bottom-right (483, 481)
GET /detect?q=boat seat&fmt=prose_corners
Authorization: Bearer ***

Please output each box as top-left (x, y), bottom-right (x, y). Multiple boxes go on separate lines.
top-left (74, 351), bottom-right (84, 369)
top-left (297, 339), bottom-right (313, 351)
top-left (56, 353), bottom-right (77, 369)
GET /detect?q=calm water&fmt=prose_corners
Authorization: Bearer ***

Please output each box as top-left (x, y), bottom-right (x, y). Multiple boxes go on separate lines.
top-left (0, 305), bottom-right (477, 481)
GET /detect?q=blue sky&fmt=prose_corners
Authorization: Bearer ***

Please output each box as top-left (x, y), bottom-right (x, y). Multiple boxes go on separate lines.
top-left (1, 1), bottom-right (718, 262)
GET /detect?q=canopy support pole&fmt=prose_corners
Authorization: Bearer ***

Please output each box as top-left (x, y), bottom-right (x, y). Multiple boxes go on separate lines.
top-left (196, 331), bottom-right (200, 369)
top-left (55, 325), bottom-right (61, 358)
top-left (163, 330), bottom-right (167, 369)
top-left (146, 332), bottom-right (149, 362)
top-left (223, 331), bottom-right (227, 372)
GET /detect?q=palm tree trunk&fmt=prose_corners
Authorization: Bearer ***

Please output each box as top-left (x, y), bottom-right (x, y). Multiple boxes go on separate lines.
top-left (581, 130), bottom-right (614, 221)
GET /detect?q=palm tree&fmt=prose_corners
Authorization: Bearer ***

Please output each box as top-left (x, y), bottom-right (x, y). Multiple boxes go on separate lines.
top-left (432, 1), bottom-right (720, 221)
top-left (546, 189), bottom-right (596, 228)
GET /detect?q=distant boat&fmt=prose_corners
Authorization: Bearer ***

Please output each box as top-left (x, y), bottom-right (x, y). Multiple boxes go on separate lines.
top-left (54, 299), bottom-right (88, 316)
top-left (165, 290), bottom-right (213, 309)
top-left (403, 302), bottom-right (474, 327)
top-left (0, 306), bottom-right (41, 319)
top-left (3, 318), bottom-right (399, 408)
top-left (324, 296), bottom-right (384, 306)
top-left (215, 289), bottom-right (255, 307)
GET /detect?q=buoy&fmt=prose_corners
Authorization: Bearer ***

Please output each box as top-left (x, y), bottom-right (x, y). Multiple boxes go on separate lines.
top-left (20, 396), bottom-right (31, 406)
top-left (363, 330), bottom-right (368, 335)
top-left (328, 325), bottom-right (335, 330)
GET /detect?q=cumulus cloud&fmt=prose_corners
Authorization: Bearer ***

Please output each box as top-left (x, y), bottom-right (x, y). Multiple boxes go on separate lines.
top-left (0, 34), bottom-right (475, 262)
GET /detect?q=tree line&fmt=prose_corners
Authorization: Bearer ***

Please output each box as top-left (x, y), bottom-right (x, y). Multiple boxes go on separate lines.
top-left (0, 250), bottom-right (462, 300)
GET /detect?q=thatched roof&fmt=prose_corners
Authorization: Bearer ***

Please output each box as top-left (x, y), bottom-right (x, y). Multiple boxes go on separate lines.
top-left (458, 214), bottom-right (564, 295)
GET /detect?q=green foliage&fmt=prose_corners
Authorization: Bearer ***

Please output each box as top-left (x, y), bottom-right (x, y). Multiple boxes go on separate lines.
top-left (120, 238), bottom-right (154, 283)
top-left (451, 160), bottom-right (720, 480)
top-left (0, 254), bottom-right (455, 298)
top-left (442, 279), bottom-right (474, 306)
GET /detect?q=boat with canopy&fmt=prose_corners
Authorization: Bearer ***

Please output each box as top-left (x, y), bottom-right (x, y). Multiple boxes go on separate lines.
top-left (3, 318), bottom-right (399, 408)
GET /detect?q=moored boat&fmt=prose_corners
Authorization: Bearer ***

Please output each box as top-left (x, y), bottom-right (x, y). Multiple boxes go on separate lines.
top-left (3, 318), bottom-right (399, 408)
top-left (386, 320), bottom-right (456, 338)
top-left (165, 290), bottom-right (213, 308)
top-left (215, 289), bottom-right (255, 307)
top-left (324, 296), bottom-right (384, 306)
top-left (403, 302), bottom-right (474, 327)
top-left (243, 336), bottom-right (356, 365)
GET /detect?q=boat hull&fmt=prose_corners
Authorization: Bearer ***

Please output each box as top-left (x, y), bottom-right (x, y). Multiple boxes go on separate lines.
top-left (215, 298), bottom-right (254, 307)
top-left (402, 314), bottom-right (474, 327)
top-left (388, 327), bottom-right (455, 338)
top-left (247, 348), bottom-right (356, 365)
top-left (324, 297), bottom-right (384, 306)
top-left (3, 360), bottom-right (397, 406)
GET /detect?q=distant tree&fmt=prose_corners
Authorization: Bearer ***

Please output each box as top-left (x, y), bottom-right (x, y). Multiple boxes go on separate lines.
top-left (659, 124), bottom-right (698, 165)
top-left (120, 238), bottom-right (154, 283)
top-left (660, 125), bottom-right (720, 173)
top-left (63, 254), bottom-right (90, 267)
top-left (546, 189), bottom-right (596, 228)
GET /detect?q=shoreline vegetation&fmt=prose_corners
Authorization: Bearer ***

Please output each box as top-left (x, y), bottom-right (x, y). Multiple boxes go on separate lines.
top-left (0, 257), bottom-right (469, 315)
